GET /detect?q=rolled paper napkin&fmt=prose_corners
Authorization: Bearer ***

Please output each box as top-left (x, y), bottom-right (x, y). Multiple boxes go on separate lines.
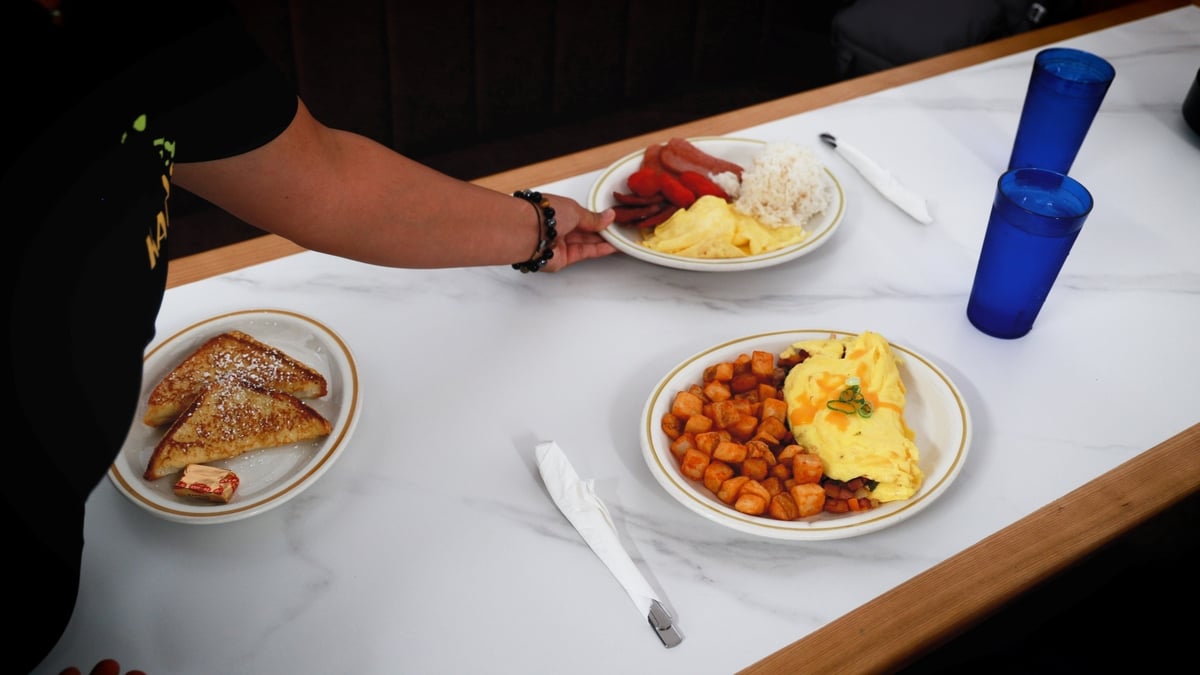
top-left (820, 133), bottom-right (933, 224)
top-left (535, 440), bottom-right (683, 648)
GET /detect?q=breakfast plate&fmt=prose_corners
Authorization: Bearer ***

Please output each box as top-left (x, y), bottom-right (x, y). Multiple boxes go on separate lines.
top-left (108, 309), bottom-right (361, 525)
top-left (642, 330), bottom-right (971, 540)
top-left (587, 136), bottom-right (846, 271)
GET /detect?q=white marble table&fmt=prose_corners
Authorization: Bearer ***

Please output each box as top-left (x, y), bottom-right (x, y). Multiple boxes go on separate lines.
top-left (37, 4), bottom-right (1200, 674)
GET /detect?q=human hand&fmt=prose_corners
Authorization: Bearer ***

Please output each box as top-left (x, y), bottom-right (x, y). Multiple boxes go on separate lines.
top-left (59, 658), bottom-right (146, 675)
top-left (540, 195), bottom-right (618, 272)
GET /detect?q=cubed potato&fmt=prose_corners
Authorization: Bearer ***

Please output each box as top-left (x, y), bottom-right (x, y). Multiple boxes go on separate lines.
top-left (729, 399), bottom-right (754, 416)
top-left (739, 479), bottom-right (771, 504)
top-left (759, 417), bottom-right (788, 444)
top-left (742, 457), bottom-right (768, 481)
top-left (671, 390), bottom-right (705, 419)
top-left (752, 430), bottom-right (780, 447)
top-left (750, 350), bottom-right (775, 380)
top-left (703, 460), bottom-right (735, 493)
top-left (716, 475), bottom-right (750, 504)
top-left (733, 492), bottom-right (767, 515)
top-left (669, 432), bottom-right (695, 461)
top-left (730, 373), bottom-right (759, 394)
top-left (744, 439), bottom-right (771, 459)
top-left (761, 398), bottom-right (788, 422)
top-left (770, 462), bottom-right (791, 481)
top-left (728, 415), bottom-right (759, 441)
top-left (733, 353), bottom-right (751, 372)
top-left (711, 401), bottom-right (743, 429)
top-left (744, 400), bottom-right (762, 418)
top-left (761, 476), bottom-right (783, 497)
top-left (713, 440), bottom-right (747, 464)
top-left (790, 482), bottom-right (826, 517)
top-left (702, 380), bottom-right (732, 402)
top-left (768, 492), bottom-right (800, 521)
top-left (695, 431), bottom-right (724, 455)
top-left (704, 362), bottom-right (734, 382)
top-left (776, 444), bottom-right (803, 464)
top-left (680, 448), bottom-right (710, 481)
top-left (792, 453), bottom-right (825, 484)
top-left (684, 414), bottom-right (713, 435)
top-left (661, 412), bottom-right (682, 440)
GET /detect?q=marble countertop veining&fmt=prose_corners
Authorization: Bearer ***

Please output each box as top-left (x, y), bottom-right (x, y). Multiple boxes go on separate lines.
top-left (37, 5), bottom-right (1200, 675)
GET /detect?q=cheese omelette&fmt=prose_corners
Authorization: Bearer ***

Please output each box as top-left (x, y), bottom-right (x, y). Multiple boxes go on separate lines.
top-left (781, 331), bottom-right (923, 502)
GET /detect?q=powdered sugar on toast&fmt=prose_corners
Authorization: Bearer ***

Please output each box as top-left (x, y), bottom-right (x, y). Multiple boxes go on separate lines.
top-left (143, 330), bottom-right (327, 427)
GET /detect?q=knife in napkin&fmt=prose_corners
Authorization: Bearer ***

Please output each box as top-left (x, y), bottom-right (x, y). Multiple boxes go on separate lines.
top-left (535, 441), bottom-right (683, 648)
top-left (819, 132), bottom-right (933, 224)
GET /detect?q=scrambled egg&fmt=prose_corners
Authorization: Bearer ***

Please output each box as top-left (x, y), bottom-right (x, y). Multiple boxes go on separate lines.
top-left (781, 331), bottom-right (923, 502)
top-left (641, 195), bottom-right (806, 258)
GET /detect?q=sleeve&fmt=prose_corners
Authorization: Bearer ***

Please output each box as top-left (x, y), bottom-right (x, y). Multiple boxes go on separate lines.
top-left (164, 4), bottom-right (300, 163)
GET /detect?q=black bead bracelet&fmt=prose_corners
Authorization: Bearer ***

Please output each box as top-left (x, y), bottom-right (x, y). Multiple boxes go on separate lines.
top-left (511, 189), bottom-right (557, 273)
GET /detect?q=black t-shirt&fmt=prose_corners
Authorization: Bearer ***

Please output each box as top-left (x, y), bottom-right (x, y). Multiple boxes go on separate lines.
top-left (1, 1), bottom-right (297, 669)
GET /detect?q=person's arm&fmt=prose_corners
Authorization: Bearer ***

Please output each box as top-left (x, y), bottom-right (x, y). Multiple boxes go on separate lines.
top-left (172, 99), bottom-right (616, 271)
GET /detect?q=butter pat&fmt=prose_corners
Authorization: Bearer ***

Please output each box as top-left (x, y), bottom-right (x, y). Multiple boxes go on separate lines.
top-left (173, 464), bottom-right (240, 503)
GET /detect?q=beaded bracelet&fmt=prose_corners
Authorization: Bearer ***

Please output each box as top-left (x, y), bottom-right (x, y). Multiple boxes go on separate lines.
top-left (511, 189), bottom-right (557, 273)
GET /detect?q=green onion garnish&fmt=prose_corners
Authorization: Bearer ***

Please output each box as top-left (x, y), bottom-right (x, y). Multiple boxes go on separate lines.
top-left (826, 378), bottom-right (873, 418)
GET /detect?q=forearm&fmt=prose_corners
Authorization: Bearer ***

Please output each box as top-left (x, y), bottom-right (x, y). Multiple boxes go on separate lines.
top-left (273, 130), bottom-right (541, 267)
top-left (173, 103), bottom-right (540, 268)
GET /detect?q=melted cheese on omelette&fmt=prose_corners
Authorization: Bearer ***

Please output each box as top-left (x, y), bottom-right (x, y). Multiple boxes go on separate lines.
top-left (780, 331), bottom-right (923, 502)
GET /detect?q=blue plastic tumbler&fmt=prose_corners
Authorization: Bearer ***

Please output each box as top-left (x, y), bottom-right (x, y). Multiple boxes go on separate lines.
top-left (966, 168), bottom-right (1094, 339)
top-left (1008, 48), bottom-right (1115, 174)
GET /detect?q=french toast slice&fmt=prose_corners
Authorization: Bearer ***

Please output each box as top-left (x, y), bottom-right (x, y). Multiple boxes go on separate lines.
top-left (144, 381), bottom-right (332, 480)
top-left (144, 330), bottom-right (328, 427)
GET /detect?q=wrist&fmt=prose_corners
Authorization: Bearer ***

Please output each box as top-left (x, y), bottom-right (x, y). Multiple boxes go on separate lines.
top-left (510, 190), bottom-right (557, 273)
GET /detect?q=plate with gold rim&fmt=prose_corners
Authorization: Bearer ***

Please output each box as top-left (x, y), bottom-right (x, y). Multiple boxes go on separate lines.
top-left (642, 329), bottom-right (971, 540)
top-left (108, 308), bottom-right (361, 525)
top-left (587, 137), bottom-right (846, 272)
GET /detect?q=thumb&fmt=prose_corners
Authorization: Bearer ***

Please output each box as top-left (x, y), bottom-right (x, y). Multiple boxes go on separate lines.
top-left (576, 207), bottom-right (615, 233)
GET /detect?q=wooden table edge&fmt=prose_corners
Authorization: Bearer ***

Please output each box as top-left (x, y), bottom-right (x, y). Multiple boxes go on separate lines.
top-left (739, 421), bottom-right (1200, 675)
top-left (162, 1), bottom-right (1198, 671)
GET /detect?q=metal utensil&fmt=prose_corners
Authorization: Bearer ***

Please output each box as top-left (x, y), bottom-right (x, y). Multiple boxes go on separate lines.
top-left (820, 132), bottom-right (933, 224)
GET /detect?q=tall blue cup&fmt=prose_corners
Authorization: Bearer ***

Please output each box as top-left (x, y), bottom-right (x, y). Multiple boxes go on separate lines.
top-left (967, 168), bottom-right (1094, 339)
top-left (1008, 48), bottom-right (1115, 174)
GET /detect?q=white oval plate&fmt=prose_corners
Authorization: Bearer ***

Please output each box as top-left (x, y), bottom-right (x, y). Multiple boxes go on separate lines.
top-left (587, 136), bottom-right (846, 271)
top-left (642, 330), bottom-right (971, 540)
top-left (108, 309), bottom-right (361, 525)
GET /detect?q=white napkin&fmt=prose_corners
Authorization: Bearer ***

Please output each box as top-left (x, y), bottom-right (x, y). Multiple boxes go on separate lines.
top-left (822, 133), bottom-right (933, 224)
top-left (535, 441), bottom-right (682, 647)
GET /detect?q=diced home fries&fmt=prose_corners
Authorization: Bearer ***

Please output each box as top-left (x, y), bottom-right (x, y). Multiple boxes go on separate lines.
top-left (661, 350), bottom-right (880, 520)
